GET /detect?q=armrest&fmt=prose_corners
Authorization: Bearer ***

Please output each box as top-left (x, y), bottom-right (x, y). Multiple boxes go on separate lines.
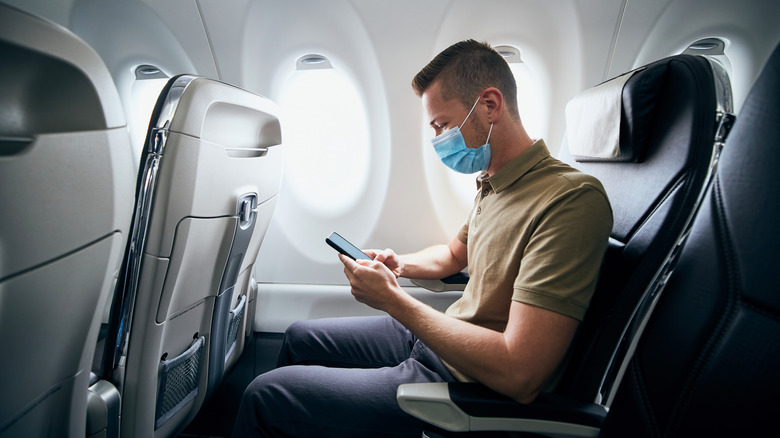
top-left (87, 376), bottom-right (121, 438)
top-left (397, 382), bottom-right (606, 437)
top-left (411, 272), bottom-right (469, 292)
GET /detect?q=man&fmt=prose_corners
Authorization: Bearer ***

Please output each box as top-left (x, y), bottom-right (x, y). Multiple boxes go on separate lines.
top-left (233, 39), bottom-right (612, 437)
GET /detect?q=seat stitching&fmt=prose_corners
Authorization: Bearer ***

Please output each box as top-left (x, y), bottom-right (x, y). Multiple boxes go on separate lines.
top-left (665, 178), bottom-right (740, 436)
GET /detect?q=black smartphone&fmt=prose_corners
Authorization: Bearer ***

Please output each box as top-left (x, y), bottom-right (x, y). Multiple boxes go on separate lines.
top-left (326, 232), bottom-right (372, 261)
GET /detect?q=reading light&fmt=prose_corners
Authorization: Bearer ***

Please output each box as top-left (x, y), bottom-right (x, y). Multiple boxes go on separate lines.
top-left (493, 45), bottom-right (522, 63)
top-left (297, 54), bottom-right (333, 70)
top-left (690, 42), bottom-right (718, 50)
top-left (135, 64), bottom-right (168, 79)
top-left (683, 38), bottom-right (726, 56)
top-left (302, 56), bottom-right (326, 65)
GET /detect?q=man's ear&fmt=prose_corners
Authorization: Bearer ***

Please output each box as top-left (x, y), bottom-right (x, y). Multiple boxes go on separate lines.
top-left (480, 87), bottom-right (504, 123)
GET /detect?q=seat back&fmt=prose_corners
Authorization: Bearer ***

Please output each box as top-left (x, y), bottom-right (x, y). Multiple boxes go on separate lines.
top-left (556, 54), bottom-right (734, 403)
top-left (601, 41), bottom-right (780, 438)
top-left (0, 5), bottom-right (135, 437)
top-left (102, 76), bottom-right (283, 437)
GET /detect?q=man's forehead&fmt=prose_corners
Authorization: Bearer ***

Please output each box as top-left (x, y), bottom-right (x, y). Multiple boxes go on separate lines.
top-left (422, 80), bottom-right (447, 104)
top-left (423, 81), bottom-right (460, 118)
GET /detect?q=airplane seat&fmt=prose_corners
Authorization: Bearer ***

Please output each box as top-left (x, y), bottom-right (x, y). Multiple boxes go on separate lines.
top-left (398, 52), bottom-right (735, 436)
top-left (101, 75), bottom-right (283, 437)
top-left (0, 4), bottom-right (135, 438)
top-left (554, 52), bottom-right (735, 403)
top-left (599, 39), bottom-right (780, 438)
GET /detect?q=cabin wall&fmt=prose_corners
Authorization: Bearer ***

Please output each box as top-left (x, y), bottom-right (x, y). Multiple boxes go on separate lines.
top-left (3, 0), bottom-right (779, 331)
top-left (608, 0), bottom-right (780, 114)
top-left (216, 0), bottom-right (629, 293)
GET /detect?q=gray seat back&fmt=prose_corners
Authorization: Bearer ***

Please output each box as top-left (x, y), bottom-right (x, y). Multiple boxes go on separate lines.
top-left (102, 75), bottom-right (283, 437)
top-left (0, 4), bottom-right (135, 437)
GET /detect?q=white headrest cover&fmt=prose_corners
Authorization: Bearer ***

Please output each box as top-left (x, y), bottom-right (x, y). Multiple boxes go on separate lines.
top-left (565, 71), bottom-right (637, 160)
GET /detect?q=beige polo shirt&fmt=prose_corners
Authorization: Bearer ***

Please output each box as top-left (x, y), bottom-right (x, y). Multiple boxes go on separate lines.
top-left (444, 139), bottom-right (612, 382)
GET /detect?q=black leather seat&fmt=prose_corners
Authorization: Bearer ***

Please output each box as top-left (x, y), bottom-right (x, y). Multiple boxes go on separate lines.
top-left (600, 40), bottom-right (780, 438)
top-left (555, 53), bottom-right (734, 404)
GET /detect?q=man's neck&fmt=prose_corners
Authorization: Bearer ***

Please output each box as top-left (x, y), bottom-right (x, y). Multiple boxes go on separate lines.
top-left (485, 122), bottom-right (535, 176)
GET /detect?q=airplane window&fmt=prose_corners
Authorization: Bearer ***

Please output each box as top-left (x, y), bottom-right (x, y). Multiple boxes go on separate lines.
top-left (277, 58), bottom-right (370, 216)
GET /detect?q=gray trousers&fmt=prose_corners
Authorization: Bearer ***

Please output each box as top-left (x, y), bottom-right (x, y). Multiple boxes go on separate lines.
top-left (232, 316), bottom-right (456, 437)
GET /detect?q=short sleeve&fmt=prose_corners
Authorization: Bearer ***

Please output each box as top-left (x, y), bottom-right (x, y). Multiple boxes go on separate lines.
top-left (457, 219), bottom-right (469, 245)
top-left (512, 184), bottom-right (612, 321)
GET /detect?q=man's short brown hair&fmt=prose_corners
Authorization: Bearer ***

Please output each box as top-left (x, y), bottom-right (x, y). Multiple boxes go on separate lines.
top-left (412, 39), bottom-right (520, 120)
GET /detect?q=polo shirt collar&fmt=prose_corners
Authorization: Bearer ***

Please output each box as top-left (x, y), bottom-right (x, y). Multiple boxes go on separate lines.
top-left (477, 139), bottom-right (550, 193)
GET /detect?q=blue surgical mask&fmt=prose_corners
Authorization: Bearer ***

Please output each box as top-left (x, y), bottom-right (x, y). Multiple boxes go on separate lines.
top-left (431, 97), bottom-right (493, 174)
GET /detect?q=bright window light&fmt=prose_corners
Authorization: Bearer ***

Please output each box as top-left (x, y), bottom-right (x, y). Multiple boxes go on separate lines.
top-left (510, 62), bottom-right (543, 139)
top-left (129, 77), bottom-right (167, 157)
top-left (278, 67), bottom-right (370, 216)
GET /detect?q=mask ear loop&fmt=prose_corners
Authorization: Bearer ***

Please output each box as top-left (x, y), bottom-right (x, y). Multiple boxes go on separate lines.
top-left (460, 97), bottom-right (481, 127)
top-left (485, 123), bottom-right (493, 145)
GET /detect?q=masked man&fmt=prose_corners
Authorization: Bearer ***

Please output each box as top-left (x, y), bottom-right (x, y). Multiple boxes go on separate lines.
top-left (233, 39), bottom-right (612, 438)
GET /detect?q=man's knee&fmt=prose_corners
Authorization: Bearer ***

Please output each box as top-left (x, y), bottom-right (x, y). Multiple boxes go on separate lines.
top-left (240, 368), bottom-right (297, 417)
top-left (234, 368), bottom-right (304, 437)
top-left (277, 320), bottom-right (317, 366)
top-left (240, 372), bottom-right (273, 412)
top-left (283, 319), bottom-right (315, 342)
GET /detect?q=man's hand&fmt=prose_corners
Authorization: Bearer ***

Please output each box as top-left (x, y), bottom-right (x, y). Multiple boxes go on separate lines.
top-left (363, 248), bottom-right (403, 277)
top-left (339, 254), bottom-right (406, 312)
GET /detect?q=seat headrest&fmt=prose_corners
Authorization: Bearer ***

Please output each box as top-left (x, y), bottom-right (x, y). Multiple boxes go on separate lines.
top-left (565, 62), bottom-right (668, 162)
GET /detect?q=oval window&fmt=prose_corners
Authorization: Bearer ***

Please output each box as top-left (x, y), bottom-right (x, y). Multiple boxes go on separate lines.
top-left (278, 65), bottom-right (371, 216)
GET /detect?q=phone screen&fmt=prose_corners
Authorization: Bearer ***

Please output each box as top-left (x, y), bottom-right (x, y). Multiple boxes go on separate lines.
top-left (326, 232), bottom-right (372, 260)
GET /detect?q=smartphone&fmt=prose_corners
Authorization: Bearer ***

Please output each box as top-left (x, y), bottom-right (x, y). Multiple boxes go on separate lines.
top-left (326, 232), bottom-right (372, 261)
